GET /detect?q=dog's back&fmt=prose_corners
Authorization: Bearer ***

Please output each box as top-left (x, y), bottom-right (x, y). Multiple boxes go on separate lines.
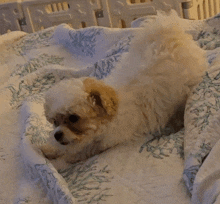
top-left (105, 11), bottom-right (207, 133)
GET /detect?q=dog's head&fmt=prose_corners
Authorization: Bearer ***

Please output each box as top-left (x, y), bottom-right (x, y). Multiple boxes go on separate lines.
top-left (44, 77), bottom-right (119, 146)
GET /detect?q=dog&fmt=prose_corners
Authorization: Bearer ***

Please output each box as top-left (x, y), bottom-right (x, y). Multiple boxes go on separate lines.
top-left (41, 11), bottom-right (207, 163)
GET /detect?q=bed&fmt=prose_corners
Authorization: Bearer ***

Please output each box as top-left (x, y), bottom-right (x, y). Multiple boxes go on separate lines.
top-left (1, 11), bottom-right (220, 204)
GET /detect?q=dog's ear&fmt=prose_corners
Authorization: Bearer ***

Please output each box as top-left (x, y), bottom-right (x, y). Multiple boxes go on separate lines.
top-left (83, 78), bottom-right (118, 117)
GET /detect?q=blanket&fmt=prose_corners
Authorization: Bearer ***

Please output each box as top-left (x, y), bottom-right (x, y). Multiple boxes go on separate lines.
top-left (1, 11), bottom-right (220, 204)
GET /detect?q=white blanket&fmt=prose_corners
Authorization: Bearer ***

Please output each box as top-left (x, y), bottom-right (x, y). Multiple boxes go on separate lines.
top-left (1, 11), bottom-right (220, 204)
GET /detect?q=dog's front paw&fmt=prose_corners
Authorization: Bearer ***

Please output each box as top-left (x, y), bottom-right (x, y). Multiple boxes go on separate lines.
top-left (40, 145), bottom-right (63, 160)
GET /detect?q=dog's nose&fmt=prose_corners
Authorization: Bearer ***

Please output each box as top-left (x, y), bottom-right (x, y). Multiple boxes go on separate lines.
top-left (54, 131), bottom-right (63, 141)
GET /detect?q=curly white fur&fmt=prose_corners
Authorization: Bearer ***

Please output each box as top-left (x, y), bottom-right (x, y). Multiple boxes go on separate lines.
top-left (41, 11), bottom-right (207, 163)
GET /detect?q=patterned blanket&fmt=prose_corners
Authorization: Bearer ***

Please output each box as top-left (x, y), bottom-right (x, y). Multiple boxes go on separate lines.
top-left (1, 11), bottom-right (220, 204)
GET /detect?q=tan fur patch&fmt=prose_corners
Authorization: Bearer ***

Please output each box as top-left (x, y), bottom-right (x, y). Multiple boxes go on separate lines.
top-left (83, 78), bottom-right (119, 117)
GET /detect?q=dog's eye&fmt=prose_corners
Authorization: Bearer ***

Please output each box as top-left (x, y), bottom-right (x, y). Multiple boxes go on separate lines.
top-left (54, 120), bottom-right (59, 127)
top-left (69, 114), bottom-right (80, 123)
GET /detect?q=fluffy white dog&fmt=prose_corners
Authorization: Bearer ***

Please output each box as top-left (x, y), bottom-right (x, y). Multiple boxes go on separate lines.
top-left (41, 11), bottom-right (207, 163)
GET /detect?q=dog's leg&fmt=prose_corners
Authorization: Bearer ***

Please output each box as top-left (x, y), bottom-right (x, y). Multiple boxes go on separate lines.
top-left (40, 145), bottom-right (61, 159)
top-left (40, 138), bottom-right (65, 160)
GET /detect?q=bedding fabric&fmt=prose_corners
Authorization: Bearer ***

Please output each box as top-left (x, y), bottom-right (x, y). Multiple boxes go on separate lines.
top-left (1, 11), bottom-right (220, 204)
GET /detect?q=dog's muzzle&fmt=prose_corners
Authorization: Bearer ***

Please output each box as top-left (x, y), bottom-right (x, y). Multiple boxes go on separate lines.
top-left (54, 130), bottom-right (69, 145)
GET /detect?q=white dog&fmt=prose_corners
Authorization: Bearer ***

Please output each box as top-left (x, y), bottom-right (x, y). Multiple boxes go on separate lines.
top-left (41, 11), bottom-right (207, 163)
